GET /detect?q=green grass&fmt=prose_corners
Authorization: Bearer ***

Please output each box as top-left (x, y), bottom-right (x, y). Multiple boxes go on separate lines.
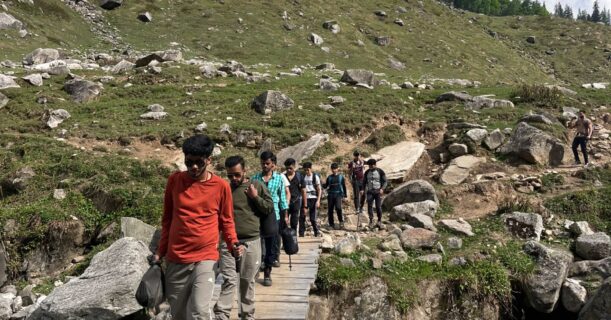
top-left (545, 186), bottom-right (611, 233)
top-left (364, 124), bottom-right (404, 149)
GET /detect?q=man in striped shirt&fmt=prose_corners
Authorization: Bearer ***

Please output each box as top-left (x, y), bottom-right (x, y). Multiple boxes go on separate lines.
top-left (251, 151), bottom-right (288, 286)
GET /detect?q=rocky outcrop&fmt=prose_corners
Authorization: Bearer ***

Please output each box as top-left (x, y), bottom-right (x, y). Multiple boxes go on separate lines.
top-left (390, 200), bottom-right (438, 221)
top-left (502, 212), bottom-right (543, 241)
top-left (120, 217), bottom-right (160, 253)
top-left (0, 74), bottom-right (19, 90)
top-left (483, 129), bottom-right (505, 150)
top-left (63, 79), bottom-right (103, 103)
top-left (251, 90), bottom-right (294, 114)
top-left (372, 141), bottom-right (426, 181)
top-left (499, 122), bottom-right (564, 166)
top-left (438, 219), bottom-right (474, 236)
top-left (276, 133), bottom-right (329, 166)
top-left (334, 234), bottom-right (361, 255)
top-left (522, 241), bottom-right (573, 313)
top-left (578, 277), bottom-right (611, 320)
top-left (23, 48), bottom-right (59, 66)
top-left (439, 155), bottom-right (484, 185)
top-left (340, 69), bottom-right (376, 87)
top-left (30, 237), bottom-right (149, 319)
top-left (0, 12), bottom-right (23, 30)
top-left (382, 180), bottom-right (438, 211)
top-left (111, 60), bottom-right (134, 74)
top-left (561, 278), bottom-right (587, 313)
top-left (400, 228), bottom-right (440, 250)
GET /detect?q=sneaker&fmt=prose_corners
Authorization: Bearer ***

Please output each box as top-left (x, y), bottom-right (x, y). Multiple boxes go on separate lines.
top-left (358, 208), bottom-right (363, 214)
top-left (339, 222), bottom-right (345, 229)
top-left (333, 225), bottom-right (339, 230)
top-left (377, 221), bottom-right (384, 230)
top-left (368, 222), bottom-right (376, 229)
top-left (584, 162), bottom-right (591, 168)
top-left (574, 161), bottom-right (582, 166)
top-left (263, 267), bottom-right (272, 287)
top-left (272, 260), bottom-right (281, 268)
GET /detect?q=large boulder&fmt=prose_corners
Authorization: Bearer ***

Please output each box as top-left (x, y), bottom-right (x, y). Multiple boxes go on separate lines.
top-left (276, 133), bottom-right (329, 165)
top-left (569, 257), bottom-right (611, 280)
top-left (23, 48), bottom-right (59, 66)
top-left (483, 129), bottom-right (505, 150)
top-left (499, 122), bottom-right (564, 166)
top-left (522, 241), bottom-right (573, 313)
top-left (30, 60), bottom-right (70, 75)
top-left (111, 60), bottom-right (134, 74)
top-left (22, 74), bottom-right (43, 87)
top-left (435, 91), bottom-right (473, 103)
top-left (578, 277), bottom-right (611, 320)
top-left (29, 237), bottom-right (149, 319)
top-left (350, 277), bottom-right (401, 319)
top-left (561, 278), bottom-right (587, 313)
top-left (100, 0), bottom-right (122, 10)
top-left (400, 228), bottom-right (440, 250)
top-left (120, 217), bottom-right (160, 253)
top-left (309, 33), bottom-right (324, 45)
top-left (63, 79), bottom-right (103, 103)
top-left (390, 200), bottom-right (438, 221)
top-left (0, 12), bottom-right (23, 30)
top-left (334, 234), bottom-right (361, 255)
top-left (575, 232), bottom-right (610, 260)
top-left (373, 141), bottom-right (426, 181)
top-left (406, 214), bottom-right (436, 231)
top-left (438, 219), bottom-right (474, 236)
top-left (502, 212), bottom-right (543, 241)
top-left (465, 96), bottom-right (514, 110)
top-left (251, 90), bottom-right (294, 114)
top-left (382, 180), bottom-right (438, 211)
top-left (0, 74), bottom-right (19, 90)
top-left (44, 109), bottom-right (71, 128)
top-left (340, 69), bottom-right (376, 87)
top-left (439, 155), bottom-right (484, 185)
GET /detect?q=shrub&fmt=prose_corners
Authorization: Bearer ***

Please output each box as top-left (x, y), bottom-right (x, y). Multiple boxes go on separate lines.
top-left (364, 124), bottom-right (404, 149)
top-left (512, 85), bottom-right (563, 107)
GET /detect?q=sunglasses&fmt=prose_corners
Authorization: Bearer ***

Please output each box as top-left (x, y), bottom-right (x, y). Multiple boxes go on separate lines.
top-left (185, 158), bottom-right (207, 168)
top-left (226, 172), bottom-right (244, 179)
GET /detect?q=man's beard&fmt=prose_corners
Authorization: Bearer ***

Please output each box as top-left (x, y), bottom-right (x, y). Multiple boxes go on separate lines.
top-left (231, 178), bottom-right (244, 188)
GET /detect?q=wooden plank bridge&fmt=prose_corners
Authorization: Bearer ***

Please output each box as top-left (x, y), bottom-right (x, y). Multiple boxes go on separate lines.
top-left (211, 237), bottom-right (322, 320)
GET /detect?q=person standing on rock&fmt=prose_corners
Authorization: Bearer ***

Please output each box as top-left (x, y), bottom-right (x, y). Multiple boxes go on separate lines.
top-left (362, 158), bottom-right (387, 229)
top-left (347, 151), bottom-right (366, 214)
top-left (301, 162), bottom-right (322, 237)
top-left (214, 156), bottom-right (273, 320)
top-left (153, 135), bottom-right (243, 320)
top-left (251, 151), bottom-right (288, 286)
top-left (323, 163), bottom-right (347, 230)
top-left (569, 110), bottom-right (593, 167)
top-left (283, 158), bottom-right (306, 232)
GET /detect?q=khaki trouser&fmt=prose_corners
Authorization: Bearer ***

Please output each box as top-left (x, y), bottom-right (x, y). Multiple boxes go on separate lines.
top-left (166, 260), bottom-right (217, 320)
top-left (214, 238), bottom-right (261, 320)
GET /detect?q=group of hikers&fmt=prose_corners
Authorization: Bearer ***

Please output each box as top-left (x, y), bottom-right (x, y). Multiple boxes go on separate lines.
top-left (151, 134), bottom-right (387, 320)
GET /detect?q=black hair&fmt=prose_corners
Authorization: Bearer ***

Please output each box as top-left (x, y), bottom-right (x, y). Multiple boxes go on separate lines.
top-left (284, 158), bottom-right (296, 167)
top-left (182, 135), bottom-right (214, 157)
top-left (353, 151), bottom-right (360, 157)
top-left (260, 151), bottom-right (277, 164)
top-left (330, 162), bottom-right (339, 169)
top-left (302, 161), bottom-right (312, 169)
top-left (225, 155), bottom-right (245, 170)
top-left (366, 158), bottom-right (377, 165)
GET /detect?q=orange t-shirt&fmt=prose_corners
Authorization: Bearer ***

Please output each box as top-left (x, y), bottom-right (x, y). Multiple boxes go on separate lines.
top-left (157, 171), bottom-right (238, 264)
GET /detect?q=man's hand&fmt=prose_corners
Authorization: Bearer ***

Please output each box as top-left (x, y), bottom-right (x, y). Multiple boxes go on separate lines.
top-left (232, 244), bottom-right (246, 258)
top-left (245, 184), bottom-right (258, 199)
top-left (316, 201), bottom-right (320, 208)
top-left (380, 189), bottom-right (384, 196)
top-left (149, 254), bottom-right (161, 265)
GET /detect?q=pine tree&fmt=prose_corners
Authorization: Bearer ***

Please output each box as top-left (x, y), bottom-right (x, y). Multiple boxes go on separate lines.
top-left (577, 9), bottom-right (588, 21)
top-left (554, 2), bottom-right (564, 16)
top-left (591, 0), bottom-right (601, 22)
top-left (563, 5), bottom-right (573, 19)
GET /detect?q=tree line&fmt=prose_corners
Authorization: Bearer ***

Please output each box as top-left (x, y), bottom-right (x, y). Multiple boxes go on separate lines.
top-left (555, 0), bottom-right (611, 25)
top-left (440, 0), bottom-right (550, 16)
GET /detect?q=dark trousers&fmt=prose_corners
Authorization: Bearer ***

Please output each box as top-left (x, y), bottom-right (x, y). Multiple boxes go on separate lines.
top-left (327, 194), bottom-right (344, 227)
top-left (284, 198), bottom-right (301, 231)
top-left (367, 190), bottom-right (382, 223)
top-left (262, 231), bottom-right (278, 268)
top-left (352, 179), bottom-right (365, 211)
top-left (572, 136), bottom-right (589, 164)
top-left (299, 198), bottom-right (319, 236)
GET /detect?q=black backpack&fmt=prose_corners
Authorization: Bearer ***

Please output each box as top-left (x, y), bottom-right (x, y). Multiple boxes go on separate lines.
top-left (135, 264), bottom-right (165, 309)
top-left (259, 210), bottom-right (278, 238)
top-left (281, 227), bottom-right (299, 270)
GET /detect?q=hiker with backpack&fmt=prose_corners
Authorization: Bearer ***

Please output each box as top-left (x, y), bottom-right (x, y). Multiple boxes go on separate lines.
top-left (300, 162), bottom-right (322, 237)
top-left (251, 151), bottom-right (288, 287)
top-left (152, 135), bottom-right (242, 320)
top-left (347, 151), bottom-right (366, 214)
top-left (323, 163), bottom-right (347, 230)
top-left (214, 156), bottom-right (274, 320)
top-left (283, 158), bottom-right (306, 232)
top-left (362, 158), bottom-right (387, 230)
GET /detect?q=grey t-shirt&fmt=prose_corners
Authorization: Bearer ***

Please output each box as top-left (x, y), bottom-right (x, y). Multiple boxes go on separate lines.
top-left (304, 174), bottom-right (320, 199)
top-left (366, 169), bottom-right (382, 191)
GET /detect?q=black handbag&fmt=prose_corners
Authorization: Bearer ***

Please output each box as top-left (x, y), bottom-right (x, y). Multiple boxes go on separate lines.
top-left (135, 264), bottom-right (165, 309)
top-left (259, 210), bottom-right (278, 238)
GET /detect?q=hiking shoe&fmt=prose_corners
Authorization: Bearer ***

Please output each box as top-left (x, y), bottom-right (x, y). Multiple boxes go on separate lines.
top-left (333, 224), bottom-right (340, 230)
top-left (272, 260), bottom-right (281, 268)
top-left (574, 161), bottom-right (582, 166)
top-left (368, 222), bottom-right (376, 229)
top-left (358, 208), bottom-right (363, 214)
top-left (339, 222), bottom-right (345, 229)
top-left (377, 221), bottom-right (385, 230)
top-left (263, 267), bottom-right (272, 287)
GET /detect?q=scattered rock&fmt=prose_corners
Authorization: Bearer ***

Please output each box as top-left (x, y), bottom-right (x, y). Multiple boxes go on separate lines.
top-left (520, 113), bottom-right (554, 125)
top-left (407, 213), bottom-right (436, 231)
top-left (526, 36), bottom-right (536, 44)
top-left (0, 74), bottom-right (19, 89)
top-left (322, 21), bottom-right (340, 34)
top-left (466, 128), bottom-right (488, 144)
top-left (502, 212), bottom-right (543, 241)
top-left (447, 237), bottom-right (462, 249)
top-left (375, 36), bottom-right (391, 46)
top-left (569, 257), bottom-right (611, 279)
top-left (63, 79), bottom-right (103, 103)
top-left (251, 90), bottom-right (294, 114)
top-left (319, 78), bottom-right (340, 91)
top-left (339, 257), bottom-right (355, 267)
top-left (373, 141), bottom-right (426, 181)
top-left (340, 69), bottom-right (376, 87)
top-left (137, 12), bottom-right (152, 22)
top-left (382, 180), bottom-right (438, 211)
top-left (22, 74), bottom-right (43, 86)
top-left (390, 200), bottom-right (438, 221)
top-left (53, 189), bottom-right (66, 200)
top-left (30, 60), bottom-right (70, 75)
top-left (388, 57), bottom-right (405, 70)
top-left (465, 96), bottom-right (514, 109)
top-left (19, 285), bottom-right (36, 306)
top-left (100, 0), bottom-right (122, 10)
top-left (400, 228), bottom-right (440, 250)
top-left (578, 277), bottom-right (611, 320)
top-left (374, 10), bottom-right (387, 17)
top-left (439, 155), bottom-right (484, 185)
top-left (195, 122), bottom-right (208, 132)
top-left (0, 92), bottom-right (9, 109)
top-left (30, 238), bottom-right (149, 319)
top-left (394, 19), bottom-right (405, 26)
top-left (320, 234), bottom-right (334, 253)
top-left (378, 234), bottom-right (403, 252)
top-left (23, 48), bottom-right (59, 66)
top-left (436, 91), bottom-right (473, 103)
top-left (448, 143), bottom-right (468, 157)
top-left (439, 219), bottom-right (474, 236)
top-left (575, 232), bottom-right (610, 260)
top-left (1, 167), bottom-right (35, 195)
top-left (309, 33), bottom-right (324, 46)
top-left (561, 278), bottom-right (587, 313)
top-left (328, 96), bottom-right (345, 105)
top-left (44, 109), bottom-right (71, 128)
top-left (140, 110), bottom-right (167, 120)
top-left (522, 241), bottom-right (573, 313)
top-left (499, 122), bottom-right (565, 166)
top-left (334, 234), bottom-right (361, 255)
top-left (0, 12), bottom-right (23, 30)
top-left (111, 60), bottom-right (134, 74)
top-left (276, 133), bottom-right (329, 166)
top-left (569, 221), bottom-right (594, 237)
top-left (417, 254), bottom-right (443, 265)
top-left (483, 129), bottom-right (505, 150)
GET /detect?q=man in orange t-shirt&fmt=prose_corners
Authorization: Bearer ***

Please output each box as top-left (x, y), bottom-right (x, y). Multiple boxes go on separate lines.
top-left (152, 135), bottom-right (243, 320)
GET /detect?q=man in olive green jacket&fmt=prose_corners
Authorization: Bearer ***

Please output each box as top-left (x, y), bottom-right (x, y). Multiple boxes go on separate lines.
top-left (214, 156), bottom-right (274, 320)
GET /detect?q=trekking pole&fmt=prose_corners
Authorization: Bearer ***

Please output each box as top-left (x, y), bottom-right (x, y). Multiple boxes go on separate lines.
top-left (234, 241), bottom-right (248, 319)
top-left (289, 255), bottom-right (293, 271)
